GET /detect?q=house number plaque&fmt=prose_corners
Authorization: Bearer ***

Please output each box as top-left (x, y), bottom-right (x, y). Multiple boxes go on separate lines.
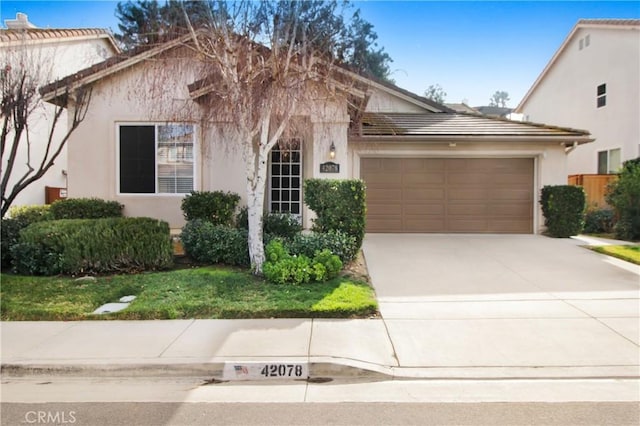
top-left (320, 162), bottom-right (340, 173)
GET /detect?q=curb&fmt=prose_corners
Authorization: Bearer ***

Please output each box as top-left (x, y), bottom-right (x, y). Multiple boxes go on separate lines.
top-left (3, 360), bottom-right (638, 382)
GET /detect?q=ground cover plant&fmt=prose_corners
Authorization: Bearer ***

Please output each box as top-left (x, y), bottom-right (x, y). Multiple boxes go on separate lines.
top-left (0, 267), bottom-right (378, 321)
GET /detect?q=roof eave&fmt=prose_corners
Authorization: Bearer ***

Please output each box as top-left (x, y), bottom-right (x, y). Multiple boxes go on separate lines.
top-left (350, 134), bottom-right (594, 145)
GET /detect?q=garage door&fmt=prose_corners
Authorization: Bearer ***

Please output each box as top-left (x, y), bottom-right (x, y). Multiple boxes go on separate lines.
top-left (361, 158), bottom-right (534, 233)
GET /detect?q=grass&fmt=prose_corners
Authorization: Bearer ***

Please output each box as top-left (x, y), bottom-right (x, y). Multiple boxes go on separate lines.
top-left (590, 245), bottom-right (640, 265)
top-left (0, 267), bottom-right (378, 321)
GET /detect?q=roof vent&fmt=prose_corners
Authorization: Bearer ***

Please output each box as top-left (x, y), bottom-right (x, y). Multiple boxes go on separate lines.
top-left (4, 13), bottom-right (38, 29)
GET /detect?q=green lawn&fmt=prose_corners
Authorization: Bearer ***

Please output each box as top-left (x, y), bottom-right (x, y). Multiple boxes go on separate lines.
top-left (591, 245), bottom-right (640, 265)
top-left (0, 267), bottom-right (378, 321)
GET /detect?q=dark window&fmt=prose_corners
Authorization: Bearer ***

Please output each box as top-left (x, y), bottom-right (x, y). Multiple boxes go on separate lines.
top-left (597, 83), bottom-right (606, 108)
top-left (269, 139), bottom-right (302, 217)
top-left (119, 124), bottom-right (195, 194)
top-left (119, 126), bottom-right (155, 193)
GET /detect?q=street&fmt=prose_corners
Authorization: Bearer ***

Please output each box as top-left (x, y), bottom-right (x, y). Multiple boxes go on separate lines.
top-left (2, 376), bottom-right (638, 425)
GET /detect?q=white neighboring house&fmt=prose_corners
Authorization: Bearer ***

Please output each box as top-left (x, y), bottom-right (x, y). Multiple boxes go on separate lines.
top-left (0, 13), bottom-right (119, 210)
top-left (515, 19), bottom-right (640, 176)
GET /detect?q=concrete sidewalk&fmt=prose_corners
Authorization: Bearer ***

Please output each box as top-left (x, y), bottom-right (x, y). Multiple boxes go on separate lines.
top-left (1, 235), bottom-right (639, 382)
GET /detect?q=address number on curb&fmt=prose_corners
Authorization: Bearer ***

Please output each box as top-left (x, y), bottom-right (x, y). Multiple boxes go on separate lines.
top-left (222, 362), bottom-right (309, 381)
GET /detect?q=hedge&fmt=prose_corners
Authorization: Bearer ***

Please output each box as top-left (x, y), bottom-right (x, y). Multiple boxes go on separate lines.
top-left (540, 185), bottom-right (586, 238)
top-left (50, 198), bottom-right (123, 219)
top-left (1, 206), bottom-right (53, 269)
top-left (180, 219), bottom-right (250, 267)
top-left (181, 191), bottom-right (240, 226)
top-left (304, 179), bottom-right (366, 250)
top-left (11, 217), bottom-right (173, 275)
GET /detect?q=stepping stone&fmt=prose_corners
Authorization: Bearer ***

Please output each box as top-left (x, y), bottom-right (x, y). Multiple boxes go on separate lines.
top-left (93, 303), bottom-right (130, 315)
top-left (119, 295), bottom-right (137, 303)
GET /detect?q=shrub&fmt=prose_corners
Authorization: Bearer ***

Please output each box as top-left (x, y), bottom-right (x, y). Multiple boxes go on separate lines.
top-left (263, 240), bottom-right (342, 285)
top-left (8, 204), bottom-right (52, 221)
top-left (606, 158), bottom-right (640, 241)
top-left (583, 208), bottom-right (616, 234)
top-left (181, 219), bottom-right (249, 266)
top-left (50, 198), bottom-right (123, 219)
top-left (304, 179), bottom-right (366, 250)
top-left (287, 230), bottom-right (358, 263)
top-left (236, 208), bottom-right (302, 240)
top-left (1, 205), bottom-right (53, 269)
top-left (263, 213), bottom-right (302, 240)
top-left (11, 217), bottom-right (172, 275)
top-left (181, 191), bottom-right (240, 226)
top-left (540, 185), bottom-right (586, 238)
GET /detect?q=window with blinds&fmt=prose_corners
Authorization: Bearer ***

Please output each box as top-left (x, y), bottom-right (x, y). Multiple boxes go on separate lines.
top-left (119, 123), bottom-right (195, 194)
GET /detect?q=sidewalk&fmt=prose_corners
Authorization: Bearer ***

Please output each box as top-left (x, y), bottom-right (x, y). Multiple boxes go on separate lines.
top-left (2, 234), bottom-right (639, 382)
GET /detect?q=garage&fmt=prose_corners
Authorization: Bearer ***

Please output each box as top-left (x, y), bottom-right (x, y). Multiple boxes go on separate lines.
top-left (361, 157), bottom-right (534, 233)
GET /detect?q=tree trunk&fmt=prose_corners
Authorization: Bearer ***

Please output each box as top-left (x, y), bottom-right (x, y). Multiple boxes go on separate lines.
top-left (244, 142), bottom-right (270, 274)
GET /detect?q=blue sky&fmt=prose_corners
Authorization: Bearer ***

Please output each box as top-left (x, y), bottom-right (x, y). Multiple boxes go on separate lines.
top-left (2, 1), bottom-right (639, 107)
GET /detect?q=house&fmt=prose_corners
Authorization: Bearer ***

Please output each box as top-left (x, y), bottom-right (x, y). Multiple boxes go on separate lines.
top-left (515, 19), bottom-right (640, 176)
top-left (39, 32), bottom-right (592, 235)
top-left (0, 13), bottom-right (119, 207)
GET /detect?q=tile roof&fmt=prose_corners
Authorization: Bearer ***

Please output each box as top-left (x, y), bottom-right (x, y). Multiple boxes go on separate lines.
top-left (356, 112), bottom-right (592, 140)
top-left (0, 27), bottom-right (115, 43)
top-left (577, 19), bottom-right (640, 26)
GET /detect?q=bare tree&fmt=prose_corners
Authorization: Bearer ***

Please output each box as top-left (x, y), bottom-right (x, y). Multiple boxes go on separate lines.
top-left (175, 1), bottom-right (354, 273)
top-left (1, 43), bottom-right (92, 217)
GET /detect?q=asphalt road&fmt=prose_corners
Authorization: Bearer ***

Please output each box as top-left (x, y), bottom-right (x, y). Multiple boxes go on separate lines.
top-left (2, 401), bottom-right (639, 426)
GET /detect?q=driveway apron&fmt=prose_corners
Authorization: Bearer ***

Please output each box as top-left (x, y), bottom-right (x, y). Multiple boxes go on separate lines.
top-left (363, 234), bottom-right (640, 376)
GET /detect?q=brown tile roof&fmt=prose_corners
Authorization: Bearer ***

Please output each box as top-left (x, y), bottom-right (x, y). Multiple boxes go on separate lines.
top-left (577, 19), bottom-right (640, 26)
top-left (355, 112), bottom-right (592, 141)
top-left (0, 28), bottom-right (119, 49)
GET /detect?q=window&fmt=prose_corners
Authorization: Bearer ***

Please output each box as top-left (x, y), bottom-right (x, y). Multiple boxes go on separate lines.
top-left (598, 148), bottom-right (621, 174)
top-left (269, 139), bottom-right (302, 216)
top-left (579, 39), bottom-right (584, 50)
top-left (585, 34), bottom-right (590, 47)
top-left (119, 123), bottom-right (195, 194)
top-left (597, 83), bottom-right (606, 108)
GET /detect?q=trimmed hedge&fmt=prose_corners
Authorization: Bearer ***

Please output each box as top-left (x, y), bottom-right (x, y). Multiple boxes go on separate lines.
top-left (180, 219), bottom-right (250, 267)
top-left (540, 185), bottom-right (586, 238)
top-left (1, 206), bottom-right (53, 269)
top-left (606, 158), bottom-right (640, 241)
top-left (11, 217), bottom-right (173, 275)
top-left (304, 179), bottom-right (366, 249)
top-left (50, 198), bottom-right (123, 219)
top-left (182, 191), bottom-right (240, 226)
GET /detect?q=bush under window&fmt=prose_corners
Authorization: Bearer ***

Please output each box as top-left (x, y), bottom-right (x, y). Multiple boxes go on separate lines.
top-left (181, 191), bottom-right (240, 226)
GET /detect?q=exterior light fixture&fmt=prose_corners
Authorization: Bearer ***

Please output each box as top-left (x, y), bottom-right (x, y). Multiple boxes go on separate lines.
top-left (329, 142), bottom-right (336, 159)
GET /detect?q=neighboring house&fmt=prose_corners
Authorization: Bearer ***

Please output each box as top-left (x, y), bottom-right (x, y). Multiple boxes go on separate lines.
top-left (0, 13), bottom-right (119, 208)
top-left (515, 19), bottom-right (640, 176)
top-left (40, 33), bottom-right (592, 235)
top-left (473, 106), bottom-right (513, 118)
top-left (445, 103), bottom-right (478, 114)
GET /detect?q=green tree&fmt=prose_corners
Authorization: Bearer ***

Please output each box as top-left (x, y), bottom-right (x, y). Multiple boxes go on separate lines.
top-left (424, 84), bottom-right (446, 103)
top-left (489, 90), bottom-right (510, 107)
top-left (114, 0), bottom-right (393, 82)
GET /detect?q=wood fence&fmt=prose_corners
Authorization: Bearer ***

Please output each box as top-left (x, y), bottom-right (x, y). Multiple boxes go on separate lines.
top-left (568, 174), bottom-right (618, 209)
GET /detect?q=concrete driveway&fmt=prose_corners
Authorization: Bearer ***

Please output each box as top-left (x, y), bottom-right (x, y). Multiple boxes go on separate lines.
top-left (362, 234), bottom-right (640, 377)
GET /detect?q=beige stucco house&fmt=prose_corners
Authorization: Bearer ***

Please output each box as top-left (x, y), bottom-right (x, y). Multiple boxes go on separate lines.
top-left (0, 13), bottom-right (120, 208)
top-left (515, 19), bottom-right (640, 176)
top-left (41, 33), bottom-right (592, 235)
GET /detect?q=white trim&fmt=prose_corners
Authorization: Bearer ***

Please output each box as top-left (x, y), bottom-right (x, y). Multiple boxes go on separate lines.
top-left (115, 121), bottom-right (198, 197)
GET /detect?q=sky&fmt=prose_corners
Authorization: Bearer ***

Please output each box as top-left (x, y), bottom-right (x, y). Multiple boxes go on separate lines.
top-left (1, 1), bottom-right (639, 107)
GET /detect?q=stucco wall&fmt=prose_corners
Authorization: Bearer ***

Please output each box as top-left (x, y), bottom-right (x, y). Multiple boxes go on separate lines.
top-left (65, 52), bottom-right (351, 230)
top-left (348, 140), bottom-right (569, 234)
top-left (1, 36), bottom-right (117, 209)
top-left (519, 26), bottom-right (640, 175)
